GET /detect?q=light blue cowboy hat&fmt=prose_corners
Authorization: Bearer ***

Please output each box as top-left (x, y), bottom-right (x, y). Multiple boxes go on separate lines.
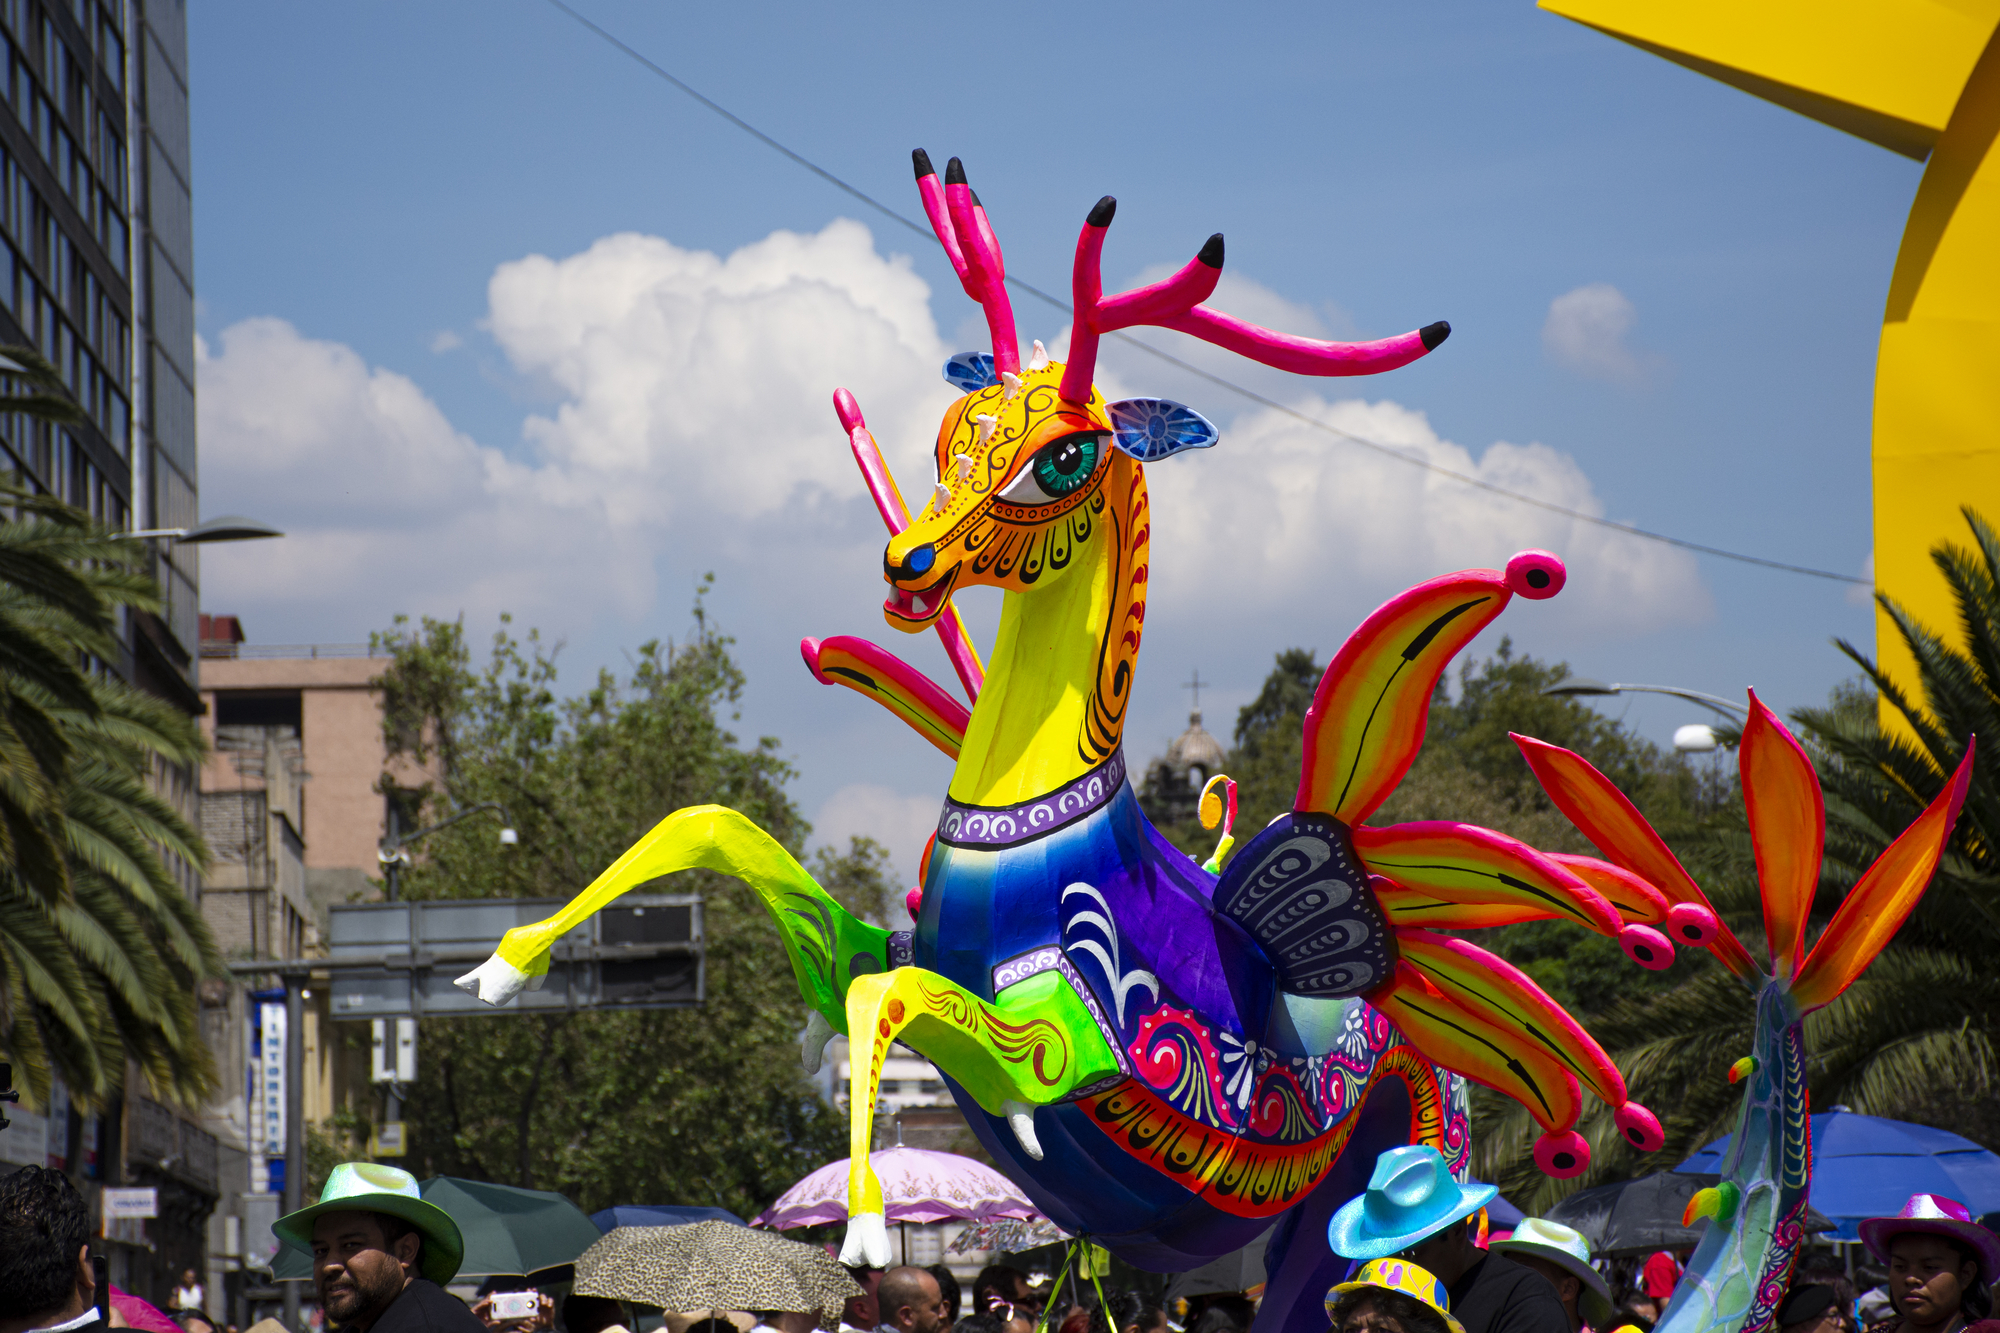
top-left (1328, 1145), bottom-right (1498, 1261)
top-left (272, 1162), bottom-right (465, 1285)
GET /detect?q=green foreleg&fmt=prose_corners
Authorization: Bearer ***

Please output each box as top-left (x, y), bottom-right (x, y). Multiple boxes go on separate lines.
top-left (455, 804), bottom-right (889, 1034)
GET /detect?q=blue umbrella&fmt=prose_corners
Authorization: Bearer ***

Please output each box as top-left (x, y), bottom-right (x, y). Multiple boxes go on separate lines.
top-left (1678, 1108), bottom-right (2000, 1240)
top-left (590, 1204), bottom-right (746, 1233)
top-left (1487, 1195), bottom-right (1526, 1228)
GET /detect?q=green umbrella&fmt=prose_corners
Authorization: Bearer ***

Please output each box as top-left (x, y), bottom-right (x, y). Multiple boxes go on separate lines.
top-left (270, 1175), bottom-right (601, 1281)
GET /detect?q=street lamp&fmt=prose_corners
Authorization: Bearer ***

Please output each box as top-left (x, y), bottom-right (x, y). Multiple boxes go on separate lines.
top-left (379, 802), bottom-right (517, 901)
top-left (1542, 677), bottom-right (1746, 752)
top-left (124, 514), bottom-right (285, 543)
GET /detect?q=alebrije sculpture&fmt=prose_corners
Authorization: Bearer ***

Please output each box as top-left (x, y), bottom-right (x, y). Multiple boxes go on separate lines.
top-left (1513, 699), bottom-right (1973, 1333)
top-left (455, 152), bottom-right (1682, 1325)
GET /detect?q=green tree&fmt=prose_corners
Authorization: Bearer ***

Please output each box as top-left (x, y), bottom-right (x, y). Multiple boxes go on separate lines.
top-left (374, 594), bottom-right (890, 1214)
top-left (0, 384), bottom-right (219, 1111)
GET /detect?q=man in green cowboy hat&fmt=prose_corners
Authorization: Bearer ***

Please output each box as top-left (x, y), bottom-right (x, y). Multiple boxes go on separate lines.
top-left (273, 1163), bottom-right (484, 1333)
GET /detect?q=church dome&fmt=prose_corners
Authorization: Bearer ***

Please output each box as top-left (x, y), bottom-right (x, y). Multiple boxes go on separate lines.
top-left (1166, 711), bottom-right (1227, 780)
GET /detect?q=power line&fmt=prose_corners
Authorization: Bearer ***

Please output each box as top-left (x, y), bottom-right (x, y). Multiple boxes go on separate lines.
top-left (539, 0), bottom-right (1870, 589)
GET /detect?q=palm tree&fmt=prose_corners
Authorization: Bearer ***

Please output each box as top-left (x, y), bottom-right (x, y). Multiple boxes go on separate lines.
top-left (1474, 507), bottom-right (2000, 1208)
top-left (0, 344), bottom-right (221, 1112)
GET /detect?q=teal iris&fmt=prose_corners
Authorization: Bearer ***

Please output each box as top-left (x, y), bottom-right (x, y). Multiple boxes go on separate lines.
top-left (1033, 433), bottom-right (1098, 497)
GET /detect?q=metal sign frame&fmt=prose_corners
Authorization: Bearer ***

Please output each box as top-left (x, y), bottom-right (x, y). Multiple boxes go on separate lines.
top-left (323, 894), bottom-right (705, 1020)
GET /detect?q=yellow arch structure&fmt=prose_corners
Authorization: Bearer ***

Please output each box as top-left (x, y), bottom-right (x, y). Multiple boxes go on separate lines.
top-left (1540, 0), bottom-right (2000, 731)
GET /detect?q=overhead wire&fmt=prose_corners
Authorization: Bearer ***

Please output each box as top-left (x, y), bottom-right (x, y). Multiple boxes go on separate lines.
top-left (540, 0), bottom-right (1870, 589)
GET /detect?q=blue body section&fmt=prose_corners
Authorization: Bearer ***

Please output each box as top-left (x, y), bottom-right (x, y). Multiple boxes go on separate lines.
top-left (910, 771), bottom-right (1469, 1293)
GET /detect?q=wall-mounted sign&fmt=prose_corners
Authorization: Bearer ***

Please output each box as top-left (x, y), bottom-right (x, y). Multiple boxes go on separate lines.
top-left (102, 1187), bottom-right (159, 1220)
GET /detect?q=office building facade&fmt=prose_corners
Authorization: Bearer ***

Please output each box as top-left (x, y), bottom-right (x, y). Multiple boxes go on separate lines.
top-left (0, 0), bottom-right (213, 1311)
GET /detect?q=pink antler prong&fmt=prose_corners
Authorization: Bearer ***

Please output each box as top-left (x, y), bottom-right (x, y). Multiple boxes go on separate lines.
top-left (1058, 193), bottom-right (1451, 403)
top-left (913, 151), bottom-right (970, 282)
top-left (914, 149), bottom-right (1021, 377)
top-left (1097, 239), bottom-right (1223, 328)
top-left (1161, 307), bottom-right (1440, 377)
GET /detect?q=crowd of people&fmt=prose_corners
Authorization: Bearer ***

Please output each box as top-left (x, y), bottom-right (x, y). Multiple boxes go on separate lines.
top-left (4, 1151), bottom-right (1998, 1333)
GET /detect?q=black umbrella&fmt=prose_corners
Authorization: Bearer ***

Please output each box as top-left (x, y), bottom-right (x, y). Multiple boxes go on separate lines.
top-left (1164, 1229), bottom-right (1271, 1302)
top-left (1545, 1171), bottom-right (1833, 1256)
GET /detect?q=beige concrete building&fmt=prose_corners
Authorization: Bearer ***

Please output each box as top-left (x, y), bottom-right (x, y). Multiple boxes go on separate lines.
top-left (197, 614), bottom-right (415, 917)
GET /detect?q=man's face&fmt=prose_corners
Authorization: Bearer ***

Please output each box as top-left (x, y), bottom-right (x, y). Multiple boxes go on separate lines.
top-left (1333, 1296), bottom-right (1407, 1333)
top-left (1401, 1221), bottom-right (1471, 1285)
top-left (908, 1276), bottom-right (943, 1333)
top-left (1511, 1256), bottom-right (1582, 1331)
top-left (312, 1212), bottom-right (416, 1328)
top-left (1890, 1236), bottom-right (1975, 1324)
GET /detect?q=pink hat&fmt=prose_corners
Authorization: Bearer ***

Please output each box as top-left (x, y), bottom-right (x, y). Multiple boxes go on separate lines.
top-left (1858, 1194), bottom-right (2000, 1281)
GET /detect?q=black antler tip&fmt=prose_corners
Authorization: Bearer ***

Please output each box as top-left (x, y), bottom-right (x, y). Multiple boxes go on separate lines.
top-left (969, 189), bottom-right (983, 209)
top-left (1420, 320), bottom-right (1451, 351)
top-left (913, 148), bottom-right (935, 180)
top-left (1198, 233), bottom-right (1224, 269)
top-left (944, 156), bottom-right (967, 186)
top-left (1087, 195), bottom-right (1117, 227)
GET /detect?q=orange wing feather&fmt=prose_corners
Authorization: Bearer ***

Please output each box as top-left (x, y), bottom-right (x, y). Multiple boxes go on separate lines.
top-left (1791, 743), bottom-right (1976, 1010)
top-left (1739, 690), bottom-right (1825, 979)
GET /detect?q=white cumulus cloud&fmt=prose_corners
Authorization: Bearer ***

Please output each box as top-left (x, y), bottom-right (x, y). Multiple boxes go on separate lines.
top-left (1542, 282), bottom-right (1661, 386)
top-left (1144, 395), bottom-right (1711, 636)
top-left (813, 783), bottom-right (941, 893)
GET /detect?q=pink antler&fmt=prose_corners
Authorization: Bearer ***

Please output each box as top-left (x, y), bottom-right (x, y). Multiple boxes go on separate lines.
top-left (1058, 195), bottom-right (1451, 404)
top-left (914, 150), bottom-right (1020, 377)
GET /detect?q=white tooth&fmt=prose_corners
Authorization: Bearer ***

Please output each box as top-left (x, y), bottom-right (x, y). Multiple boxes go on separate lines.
top-left (1028, 340), bottom-right (1050, 371)
top-left (1003, 1100), bottom-right (1044, 1160)
top-left (932, 480), bottom-right (951, 510)
top-left (975, 414), bottom-right (997, 443)
top-left (912, 594), bottom-right (929, 616)
top-left (953, 452), bottom-right (974, 480)
top-left (1000, 371), bottom-right (1022, 398)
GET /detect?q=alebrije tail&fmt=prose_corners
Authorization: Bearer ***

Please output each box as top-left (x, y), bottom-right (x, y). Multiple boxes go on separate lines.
top-left (1513, 734), bottom-right (1765, 982)
top-left (1790, 741), bottom-right (1976, 1009)
top-left (1740, 691), bottom-right (1824, 979)
top-left (1297, 551), bottom-right (1566, 824)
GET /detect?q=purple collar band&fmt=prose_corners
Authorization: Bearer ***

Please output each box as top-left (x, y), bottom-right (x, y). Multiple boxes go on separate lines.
top-left (937, 749), bottom-right (1128, 849)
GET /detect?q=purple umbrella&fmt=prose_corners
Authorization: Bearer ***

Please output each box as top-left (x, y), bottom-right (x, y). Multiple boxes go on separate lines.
top-left (753, 1146), bottom-right (1040, 1228)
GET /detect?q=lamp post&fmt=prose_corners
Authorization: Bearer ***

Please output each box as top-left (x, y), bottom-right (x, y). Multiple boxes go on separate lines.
top-left (124, 515), bottom-right (286, 544)
top-left (1541, 677), bottom-right (1747, 753)
top-left (378, 803), bottom-right (517, 903)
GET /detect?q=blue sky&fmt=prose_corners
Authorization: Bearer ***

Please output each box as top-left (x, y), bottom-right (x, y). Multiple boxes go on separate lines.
top-left (189, 2), bottom-right (1920, 879)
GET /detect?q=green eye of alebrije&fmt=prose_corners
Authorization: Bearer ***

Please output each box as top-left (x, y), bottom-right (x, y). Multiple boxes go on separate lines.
top-left (1033, 434), bottom-right (1098, 496)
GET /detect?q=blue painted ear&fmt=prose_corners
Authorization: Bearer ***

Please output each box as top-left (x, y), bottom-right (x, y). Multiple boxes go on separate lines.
top-left (944, 352), bottom-right (999, 393)
top-left (1107, 398), bottom-right (1219, 461)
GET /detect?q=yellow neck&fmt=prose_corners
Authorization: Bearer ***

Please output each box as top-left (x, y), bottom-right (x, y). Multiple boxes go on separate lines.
top-left (948, 456), bottom-right (1148, 807)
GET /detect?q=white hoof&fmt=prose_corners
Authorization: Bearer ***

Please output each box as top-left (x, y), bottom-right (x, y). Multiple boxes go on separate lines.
top-left (1003, 1100), bottom-right (1044, 1161)
top-left (453, 955), bottom-right (531, 1006)
top-left (800, 1010), bottom-right (835, 1075)
top-left (840, 1211), bottom-right (891, 1267)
